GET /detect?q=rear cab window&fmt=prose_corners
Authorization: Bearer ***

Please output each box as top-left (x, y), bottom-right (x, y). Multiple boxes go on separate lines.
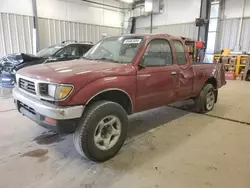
top-left (173, 40), bottom-right (186, 65)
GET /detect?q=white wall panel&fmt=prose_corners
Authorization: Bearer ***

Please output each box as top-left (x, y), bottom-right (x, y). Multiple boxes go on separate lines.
top-left (0, 13), bottom-right (33, 58)
top-left (218, 18), bottom-right (239, 51)
top-left (136, 22), bottom-right (198, 40)
top-left (36, 0), bottom-right (124, 27)
top-left (38, 18), bottom-right (122, 50)
top-left (0, 0), bottom-right (33, 16)
top-left (219, 18), bottom-right (250, 52)
top-left (136, 0), bottom-right (201, 28)
top-left (0, 0), bottom-right (124, 27)
top-left (241, 18), bottom-right (250, 52)
top-left (224, 0), bottom-right (250, 19)
top-left (0, 12), bottom-right (122, 58)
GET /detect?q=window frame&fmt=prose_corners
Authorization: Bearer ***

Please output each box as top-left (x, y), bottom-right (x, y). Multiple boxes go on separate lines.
top-left (141, 38), bottom-right (173, 67)
top-left (172, 40), bottom-right (187, 65)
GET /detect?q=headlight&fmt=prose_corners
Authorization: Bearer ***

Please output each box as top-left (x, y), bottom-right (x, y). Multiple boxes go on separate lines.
top-left (46, 84), bottom-right (73, 100)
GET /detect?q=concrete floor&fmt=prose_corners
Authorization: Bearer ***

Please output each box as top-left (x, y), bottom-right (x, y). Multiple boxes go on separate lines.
top-left (0, 80), bottom-right (250, 188)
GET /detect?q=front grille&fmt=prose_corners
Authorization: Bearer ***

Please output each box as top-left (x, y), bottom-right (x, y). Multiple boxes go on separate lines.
top-left (19, 102), bottom-right (36, 114)
top-left (19, 78), bottom-right (36, 94)
top-left (39, 83), bottom-right (48, 95)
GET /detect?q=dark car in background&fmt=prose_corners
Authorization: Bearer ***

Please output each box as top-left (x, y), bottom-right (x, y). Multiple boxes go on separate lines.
top-left (0, 41), bottom-right (94, 88)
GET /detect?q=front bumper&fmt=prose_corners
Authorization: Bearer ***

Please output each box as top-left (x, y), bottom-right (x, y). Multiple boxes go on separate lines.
top-left (13, 87), bottom-right (84, 133)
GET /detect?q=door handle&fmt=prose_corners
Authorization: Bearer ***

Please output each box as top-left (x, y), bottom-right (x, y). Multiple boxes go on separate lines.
top-left (171, 71), bottom-right (177, 75)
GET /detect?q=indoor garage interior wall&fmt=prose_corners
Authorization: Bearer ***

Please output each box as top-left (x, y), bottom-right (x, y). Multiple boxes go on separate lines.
top-left (38, 18), bottom-right (121, 50)
top-left (0, 0), bottom-right (124, 58)
top-left (136, 22), bottom-right (198, 40)
top-left (0, 13), bottom-right (122, 57)
top-left (134, 0), bottom-right (200, 40)
top-left (219, 18), bottom-right (250, 52)
top-left (0, 13), bottom-right (34, 58)
top-left (217, 0), bottom-right (250, 52)
top-left (0, 13), bottom-right (121, 57)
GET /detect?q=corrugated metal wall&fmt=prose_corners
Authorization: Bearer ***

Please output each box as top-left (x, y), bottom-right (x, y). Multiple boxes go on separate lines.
top-left (219, 18), bottom-right (250, 52)
top-left (240, 18), bottom-right (250, 52)
top-left (136, 18), bottom-right (250, 53)
top-left (136, 22), bottom-right (198, 40)
top-left (38, 18), bottom-right (122, 50)
top-left (0, 13), bottom-right (34, 58)
top-left (219, 18), bottom-right (239, 51)
top-left (0, 12), bottom-right (122, 58)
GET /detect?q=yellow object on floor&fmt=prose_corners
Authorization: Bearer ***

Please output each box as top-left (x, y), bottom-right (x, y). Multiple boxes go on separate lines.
top-left (222, 48), bottom-right (230, 55)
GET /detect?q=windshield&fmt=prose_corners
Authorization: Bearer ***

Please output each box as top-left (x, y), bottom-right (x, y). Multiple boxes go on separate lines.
top-left (36, 44), bottom-right (65, 58)
top-left (83, 36), bottom-right (144, 64)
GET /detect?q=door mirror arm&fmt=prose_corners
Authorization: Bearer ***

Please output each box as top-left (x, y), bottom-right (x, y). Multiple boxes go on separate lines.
top-left (138, 56), bottom-right (146, 70)
top-left (138, 63), bottom-right (145, 70)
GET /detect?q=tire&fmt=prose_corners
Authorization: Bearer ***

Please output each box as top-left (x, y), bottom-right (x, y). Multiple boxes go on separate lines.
top-left (73, 100), bottom-right (128, 162)
top-left (194, 84), bottom-right (216, 113)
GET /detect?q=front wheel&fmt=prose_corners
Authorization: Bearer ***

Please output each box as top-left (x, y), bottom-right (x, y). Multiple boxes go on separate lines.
top-left (73, 100), bottom-right (128, 162)
top-left (194, 84), bottom-right (216, 113)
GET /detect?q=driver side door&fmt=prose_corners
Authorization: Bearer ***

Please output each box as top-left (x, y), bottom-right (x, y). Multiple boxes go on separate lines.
top-left (136, 38), bottom-right (179, 112)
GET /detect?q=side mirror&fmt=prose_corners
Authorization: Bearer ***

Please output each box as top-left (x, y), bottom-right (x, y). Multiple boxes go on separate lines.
top-left (138, 56), bottom-right (145, 70)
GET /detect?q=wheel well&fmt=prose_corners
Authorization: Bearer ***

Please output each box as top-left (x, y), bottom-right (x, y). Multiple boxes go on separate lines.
top-left (205, 77), bottom-right (218, 103)
top-left (86, 90), bottom-right (133, 115)
top-left (205, 77), bottom-right (217, 89)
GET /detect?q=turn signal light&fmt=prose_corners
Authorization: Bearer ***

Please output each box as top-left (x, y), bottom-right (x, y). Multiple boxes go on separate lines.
top-left (45, 117), bottom-right (57, 125)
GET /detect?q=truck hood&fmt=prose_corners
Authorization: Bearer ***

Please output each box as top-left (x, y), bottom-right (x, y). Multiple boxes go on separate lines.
top-left (17, 59), bottom-right (135, 87)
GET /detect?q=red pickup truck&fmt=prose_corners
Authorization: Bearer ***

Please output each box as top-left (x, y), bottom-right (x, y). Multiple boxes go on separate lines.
top-left (13, 34), bottom-right (226, 161)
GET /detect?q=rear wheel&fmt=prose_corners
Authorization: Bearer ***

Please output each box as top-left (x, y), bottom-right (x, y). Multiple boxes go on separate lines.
top-left (194, 84), bottom-right (216, 113)
top-left (73, 100), bottom-right (128, 162)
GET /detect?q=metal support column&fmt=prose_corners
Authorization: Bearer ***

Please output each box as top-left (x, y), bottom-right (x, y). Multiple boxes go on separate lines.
top-left (32, 0), bottom-right (39, 54)
top-left (197, 0), bottom-right (211, 62)
top-left (150, 12), bottom-right (153, 34)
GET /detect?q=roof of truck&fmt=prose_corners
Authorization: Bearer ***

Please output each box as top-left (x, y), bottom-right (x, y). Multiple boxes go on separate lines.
top-left (109, 33), bottom-right (185, 41)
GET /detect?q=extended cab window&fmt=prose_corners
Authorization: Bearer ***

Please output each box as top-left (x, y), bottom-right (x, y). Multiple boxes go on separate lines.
top-left (143, 39), bottom-right (172, 66)
top-left (173, 41), bottom-right (186, 65)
